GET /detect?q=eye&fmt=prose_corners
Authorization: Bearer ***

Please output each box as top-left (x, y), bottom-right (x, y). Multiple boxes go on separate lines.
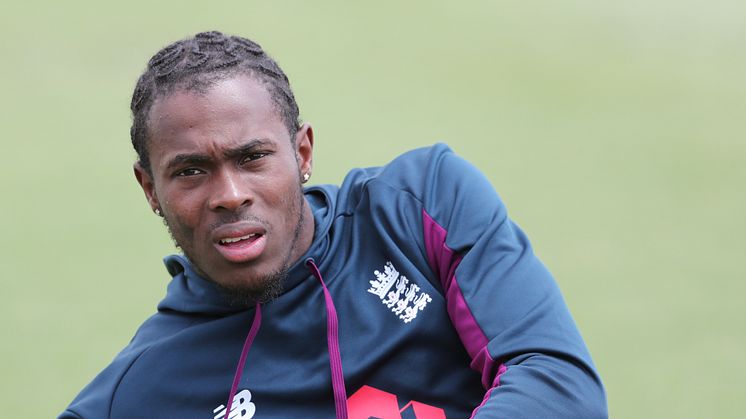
top-left (176, 168), bottom-right (205, 177)
top-left (240, 152), bottom-right (269, 165)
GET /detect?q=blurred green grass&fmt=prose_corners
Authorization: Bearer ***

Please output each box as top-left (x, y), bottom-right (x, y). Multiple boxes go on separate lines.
top-left (1, 1), bottom-right (744, 417)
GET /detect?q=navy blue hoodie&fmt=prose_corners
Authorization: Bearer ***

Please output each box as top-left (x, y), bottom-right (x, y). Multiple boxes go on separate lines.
top-left (61, 144), bottom-right (607, 418)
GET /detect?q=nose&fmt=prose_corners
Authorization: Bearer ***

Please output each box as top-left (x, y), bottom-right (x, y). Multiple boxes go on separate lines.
top-left (208, 169), bottom-right (253, 211)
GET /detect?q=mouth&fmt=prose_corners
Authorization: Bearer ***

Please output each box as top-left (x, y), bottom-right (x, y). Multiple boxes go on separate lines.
top-left (213, 225), bottom-right (267, 263)
top-left (219, 233), bottom-right (259, 245)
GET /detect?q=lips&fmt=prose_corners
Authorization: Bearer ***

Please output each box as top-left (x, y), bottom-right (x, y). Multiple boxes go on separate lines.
top-left (212, 223), bottom-right (267, 263)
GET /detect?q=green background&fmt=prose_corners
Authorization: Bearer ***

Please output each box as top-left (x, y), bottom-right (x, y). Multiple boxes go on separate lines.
top-left (2, 1), bottom-right (744, 417)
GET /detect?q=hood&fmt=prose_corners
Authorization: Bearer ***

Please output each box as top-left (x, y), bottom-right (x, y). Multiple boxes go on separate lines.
top-left (157, 186), bottom-right (338, 315)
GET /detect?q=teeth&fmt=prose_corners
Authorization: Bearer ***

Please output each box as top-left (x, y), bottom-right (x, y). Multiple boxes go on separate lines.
top-left (220, 233), bottom-right (256, 244)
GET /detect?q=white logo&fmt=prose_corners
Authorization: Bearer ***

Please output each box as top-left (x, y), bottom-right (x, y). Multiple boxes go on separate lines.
top-left (212, 389), bottom-right (256, 419)
top-left (368, 261), bottom-right (431, 323)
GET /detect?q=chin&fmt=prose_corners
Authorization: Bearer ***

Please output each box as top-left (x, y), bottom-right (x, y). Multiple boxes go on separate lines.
top-left (214, 267), bottom-right (288, 306)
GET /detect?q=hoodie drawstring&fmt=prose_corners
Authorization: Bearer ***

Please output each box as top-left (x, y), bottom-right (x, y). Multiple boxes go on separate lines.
top-left (224, 302), bottom-right (262, 419)
top-left (305, 258), bottom-right (348, 419)
top-left (223, 259), bottom-right (348, 419)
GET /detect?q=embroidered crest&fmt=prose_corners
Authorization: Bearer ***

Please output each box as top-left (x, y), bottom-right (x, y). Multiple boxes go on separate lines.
top-left (368, 262), bottom-right (431, 323)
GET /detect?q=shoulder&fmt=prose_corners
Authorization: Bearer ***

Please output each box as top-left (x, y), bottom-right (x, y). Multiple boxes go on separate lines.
top-left (339, 143), bottom-right (502, 221)
top-left (345, 143), bottom-right (453, 186)
top-left (337, 143), bottom-right (490, 206)
top-left (60, 336), bottom-right (151, 418)
top-left (61, 311), bottom-right (204, 418)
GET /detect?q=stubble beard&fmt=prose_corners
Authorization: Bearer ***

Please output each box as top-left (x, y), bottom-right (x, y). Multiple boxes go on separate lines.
top-left (163, 184), bottom-right (308, 307)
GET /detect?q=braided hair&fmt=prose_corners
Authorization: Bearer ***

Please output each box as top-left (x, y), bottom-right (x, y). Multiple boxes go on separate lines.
top-left (130, 31), bottom-right (300, 174)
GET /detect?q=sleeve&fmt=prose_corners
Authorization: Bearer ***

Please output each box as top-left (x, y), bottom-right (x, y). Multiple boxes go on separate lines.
top-left (419, 145), bottom-right (607, 418)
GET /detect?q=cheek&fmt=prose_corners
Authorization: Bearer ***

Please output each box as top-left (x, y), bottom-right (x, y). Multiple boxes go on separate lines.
top-left (166, 211), bottom-right (197, 243)
top-left (265, 182), bottom-right (302, 226)
top-left (162, 196), bottom-right (202, 241)
top-left (281, 180), bottom-right (303, 210)
top-left (265, 170), bottom-right (301, 207)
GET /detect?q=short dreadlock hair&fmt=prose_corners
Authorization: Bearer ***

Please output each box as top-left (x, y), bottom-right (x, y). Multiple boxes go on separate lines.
top-left (130, 31), bottom-right (300, 174)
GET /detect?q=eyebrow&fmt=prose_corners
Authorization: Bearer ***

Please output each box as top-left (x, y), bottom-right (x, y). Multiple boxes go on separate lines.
top-left (165, 138), bottom-right (272, 170)
top-left (222, 138), bottom-right (272, 160)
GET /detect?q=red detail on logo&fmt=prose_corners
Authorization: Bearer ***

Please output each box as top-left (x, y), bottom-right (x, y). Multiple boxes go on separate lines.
top-left (347, 385), bottom-right (446, 419)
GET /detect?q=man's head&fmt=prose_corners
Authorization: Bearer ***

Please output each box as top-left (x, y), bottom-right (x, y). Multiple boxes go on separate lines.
top-left (131, 32), bottom-right (315, 304)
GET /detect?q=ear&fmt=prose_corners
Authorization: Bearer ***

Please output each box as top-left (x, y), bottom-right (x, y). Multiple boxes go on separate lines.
top-left (134, 162), bottom-right (161, 213)
top-left (295, 122), bottom-right (314, 178)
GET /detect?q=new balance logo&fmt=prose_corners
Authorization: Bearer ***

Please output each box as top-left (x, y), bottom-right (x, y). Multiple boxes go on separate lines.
top-left (368, 261), bottom-right (431, 323)
top-left (212, 389), bottom-right (255, 419)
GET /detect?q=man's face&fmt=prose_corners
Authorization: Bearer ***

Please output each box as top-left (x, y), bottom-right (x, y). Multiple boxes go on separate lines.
top-left (135, 75), bottom-right (314, 298)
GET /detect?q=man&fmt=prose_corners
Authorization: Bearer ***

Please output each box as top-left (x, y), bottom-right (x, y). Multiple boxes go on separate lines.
top-left (61, 31), bottom-right (607, 418)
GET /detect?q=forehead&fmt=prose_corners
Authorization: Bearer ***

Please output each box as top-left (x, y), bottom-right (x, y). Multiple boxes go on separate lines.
top-left (145, 75), bottom-right (291, 164)
top-left (148, 75), bottom-right (280, 137)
